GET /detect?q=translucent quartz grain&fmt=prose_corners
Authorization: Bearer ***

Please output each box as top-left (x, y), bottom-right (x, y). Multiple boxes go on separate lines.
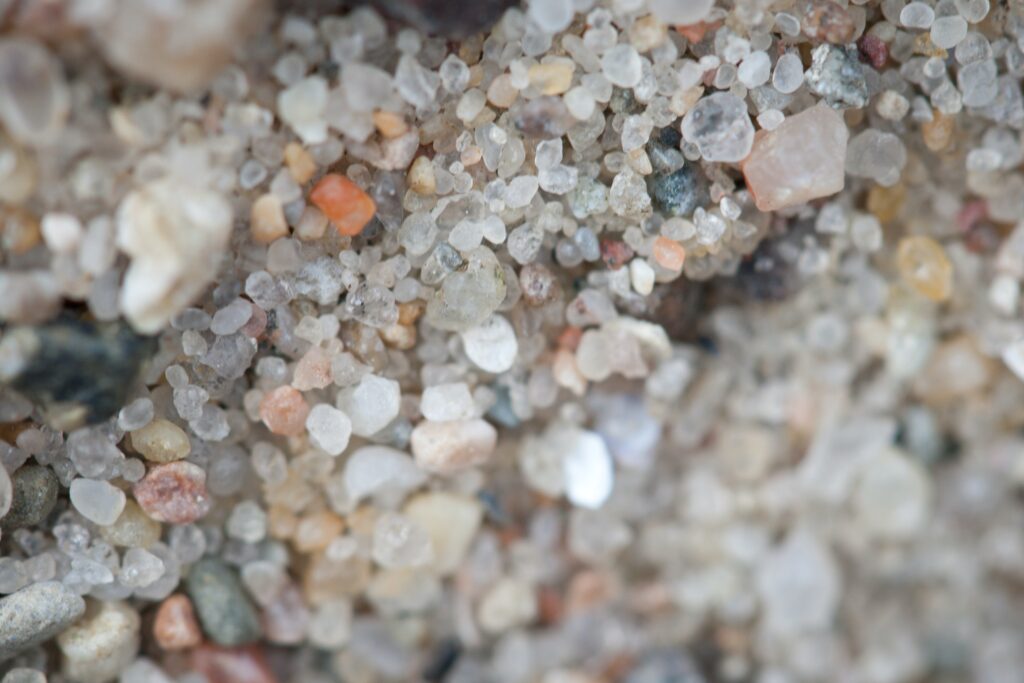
top-left (424, 246), bottom-right (507, 331)
top-left (876, 90), bottom-right (910, 120)
top-left (681, 92), bottom-right (755, 163)
top-left (227, 499), bottom-right (268, 540)
top-left (851, 216), bottom-right (884, 250)
top-left (897, 235), bottom-right (953, 301)
top-left (0, 38), bottom-right (70, 147)
top-left (528, 0), bottom-right (574, 33)
top-left (845, 129), bottom-right (906, 186)
top-left (742, 104), bottom-right (849, 211)
top-left (478, 577), bottom-right (536, 634)
top-left (343, 445), bottom-right (427, 503)
top-left (402, 492), bottom-right (483, 575)
top-left (852, 448), bottom-right (931, 540)
top-left (0, 466), bottom-right (11, 520)
top-left (609, 168), bottom-right (653, 217)
top-left (394, 54), bottom-right (439, 108)
top-left (1002, 338), bottom-right (1024, 382)
top-left (421, 383), bottom-right (475, 422)
top-left (116, 179), bottom-right (233, 334)
top-left (757, 109), bottom-right (785, 129)
top-left (630, 15), bottom-right (668, 51)
top-left (306, 601), bottom-right (351, 650)
top-left (240, 562), bottom-right (286, 607)
top-left (738, 51), bottom-right (771, 88)
top-left (372, 512), bottom-right (434, 568)
top-left (756, 529), bottom-right (840, 635)
top-left (4, 668), bottom-right (47, 683)
top-left (931, 15), bottom-right (968, 49)
top-left (119, 547), bottom-right (166, 587)
top-left (564, 86), bottom-right (596, 119)
top-left (305, 404), bottom-right (352, 456)
top-left (117, 397), bottom-right (153, 430)
top-left (601, 44), bottom-right (642, 89)
top-left (439, 55), bottom-right (470, 94)
top-left (648, 0), bottom-right (714, 24)
top-left (563, 430), bottom-right (614, 509)
top-left (100, 501), bottom-right (162, 548)
top-left (900, 2), bottom-right (935, 29)
top-left (69, 479), bottom-right (126, 526)
top-left (954, 32), bottom-right (991, 65)
top-left (40, 213), bottom-right (82, 253)
top-left (958, 59), bottom-right (998, 107)
top-left (630, 259), bottom-right (656, 295)
top-left (460, 314), bottom-right (519, 373)
top-left (411, 418), bottom-right (497, 474)
top-left (277, 76), bottom-right (328, 145)
top-left (336, 374), bottom-right (400, 437)
top-left (955, 0), bottom-right (989, 22)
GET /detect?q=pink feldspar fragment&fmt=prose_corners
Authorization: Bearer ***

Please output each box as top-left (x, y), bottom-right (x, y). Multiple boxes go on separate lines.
top-left (258, 386), bottom-right (310, 436)
top-left (742, 103), bottom-right (848, 212)
top-left (153, 593), bottom-right (202, 650)
top-left (190, 644), bottom-right (279, 683)
top-left (291, 346), bottom-right (332, 391)
top-left (134, 461), bottom-right (211, 524)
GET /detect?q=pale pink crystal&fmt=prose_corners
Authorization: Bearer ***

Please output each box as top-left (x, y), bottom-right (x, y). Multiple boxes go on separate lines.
top-left (742, 103), bottom-right (848, 212)
top-left (291, 346), bottom-right (332, 391)
top-left (258, 386), bottom-right (310, 436)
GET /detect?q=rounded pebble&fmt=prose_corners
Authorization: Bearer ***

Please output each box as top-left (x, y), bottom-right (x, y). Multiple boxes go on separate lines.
top-left (185, 558), bottom-right (263, 646)
top-left (57, 600), bottom-right (140, 683)
top-left (2, 466), bottom-right (58, 530)
top-left (0, 582), bottom-right (85, 661)
top-left (153, 594), bottom-right (202, 650)
top-left (131, 419), bottom-right (191, 463)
